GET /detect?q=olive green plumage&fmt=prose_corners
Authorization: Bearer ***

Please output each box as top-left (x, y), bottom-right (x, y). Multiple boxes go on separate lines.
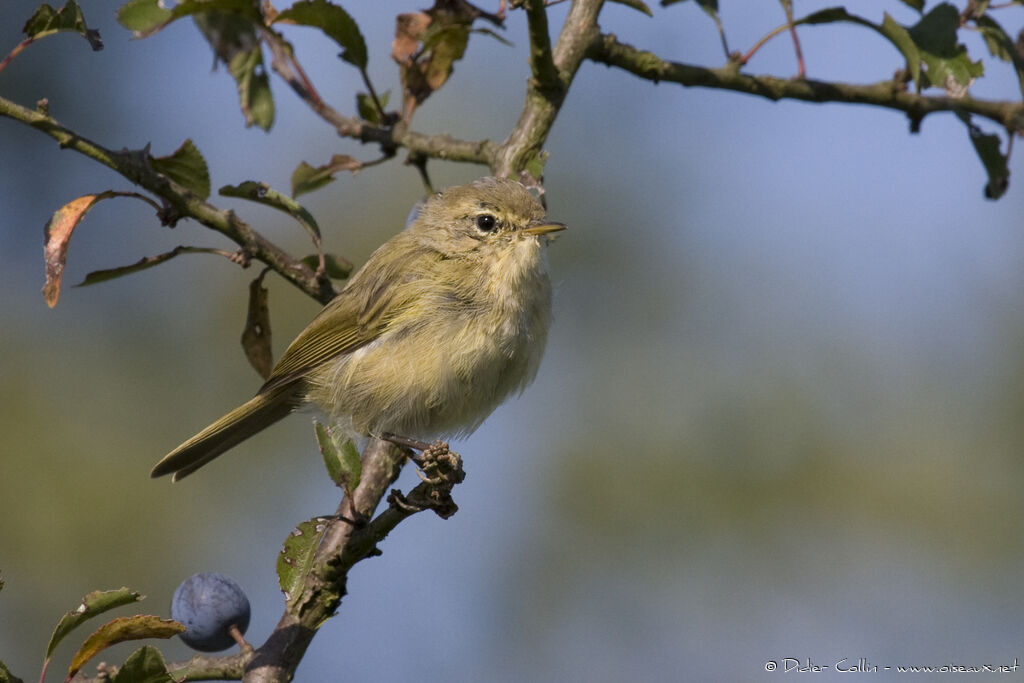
top-left (152, 177), bottom-right (565, 481)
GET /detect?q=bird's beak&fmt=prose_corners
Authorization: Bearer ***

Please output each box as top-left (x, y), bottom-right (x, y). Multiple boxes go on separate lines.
top-left (522, 221), bottom-right (568, 236)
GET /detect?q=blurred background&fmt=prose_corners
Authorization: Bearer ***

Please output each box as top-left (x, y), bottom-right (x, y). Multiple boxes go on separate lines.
top-left (3, 1), bottom-right (1024, 680)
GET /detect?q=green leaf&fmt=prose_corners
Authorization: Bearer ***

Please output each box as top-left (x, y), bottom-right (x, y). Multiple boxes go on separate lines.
top-left (277, 517), bottom-right (331, 609)
top-left (315, 421), bottom-right (361, 491)
top-left (219, 181), bottom-right (321, 245)
top-left (880, 13), bottom-right (923, 89)
top-left (523, 149), bottom-right (548, 183)
top-left (116, 0), bottom-right (171, 34)
top-left (958, 113), bottom-right (1010, 199)
top-left (118, 0), bottom-right (261, 38)
top-left (274, 0), bottom-right (368, 69)
top-left (193, 12), bottom-right (275, 130)
top-left (792, 9), bottom-right (922, 91)
top-left (230, 47), bottom-right (275, 130)
top-left (0, 659), bottom-right (24, 683)
top-left (899, 0), bottom-right (925, 11)
top-left (974, 14), bottom-right (1024, 97)
top-left (356, 90), bottom-right (390, 124)
top-left (45, 588), bottom-right (142, 663)
top-left (302, 253), bottom-right (353, 279)
top-left (77, 247), bottom-right (198, 287)
top-left (609, 0), bottom-right (652, 16)
top-left (241, 275), bottom-right (273, 380)
top-left (23, 0), bottom-right (103, 50)
top-left (67, 616), bottom-right (184, 681)
top-left (290, 155), bottom-right (362, 198)
top-left (908, 3), bottom-right (984, 93)
top-left (110, 646), bottom-right (174, 683)
top-left (150, 140), bottom-right (211, 199)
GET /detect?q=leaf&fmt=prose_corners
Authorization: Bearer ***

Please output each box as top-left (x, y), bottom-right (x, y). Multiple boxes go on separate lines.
top-left (958, 113), bottom-right (1010, 199)
top-left (77, 247), bottom-right (193, 287)
top-left (899, 0), bottom-right (925, 11)
top-left (974, 14), bottom-right (1024, 98)
top-left (0, 659), bottom-right (24, 683)
top-left (879, 14), bottom-right (923, 89)
top-left (116, 0), bottom-right (172, 34)
top-left (660, 0), bottom-right (719, 23)
top-left (23, 0), bottom-right (103, 50)
top-left (608, 0), bottom-right (653, 16)
top-left (117, 0), bottom-right (261, 38)
top-left (109, 646), bottom-right (174, 683)
top-left (150, 140), bottom-right (211, 199)
top-left (792, 9), bottom-right (922, 91)
top-left (523, 149), bottom-right (548, 182)
top-left (908, 3), bottom-right (984, 94)
top-left (314, 421), bottom-right (361, 492)
top-left (228, 44), bottom-right (275, 130)
top-left (67, 616), bottom-right (184, 681)
top-left (274, 0), bottom-right (368, 69)
top-left (193, 12), bottom-right (275, 130)
top-left (219, 181), bottom-right (321, 245)
top-left (277, 517), bottom-right (331, 609)
top-left (419, 24), bottom-right (470, 91)
top-left (356, 90), bottom-right (390, 124)
top-left (42, 192), bottom-right (117, 308)
top-left (45, 588), bottom-right (143, 663)
top-left (241, 275), bottom-right (273, 379)
top-left (302, 253), bottom-right (353, 279)
top-left (291, 155), bottom-right (362, 198)
top-left (392, 1), bottom-right (491, 119)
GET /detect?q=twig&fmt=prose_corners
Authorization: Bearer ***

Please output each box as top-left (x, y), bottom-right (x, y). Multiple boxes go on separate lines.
top-left (494, 0), bottom-right (606, 177)
top-left (0, 36), bottom-right (34, 75)
top-left (780, 0), bottom-right (805, 77)
top-left (260, 26), bottom-right (495, 167)
top-left (0, 95), bottom-right (338, 305)
top-left (740, 21), bottom-right (790, 67)
top-left (242, 438), bottom-right (410, 682)
top-left (589, 32), bottom-right (1024, 134)
top-left (524, 0), bottom-right (561, 91)
top-left (358, 66), bottom-right (388, 123)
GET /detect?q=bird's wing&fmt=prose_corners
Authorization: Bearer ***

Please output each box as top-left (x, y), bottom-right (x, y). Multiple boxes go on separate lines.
top-left (258, 266), bottom-right (418, 394)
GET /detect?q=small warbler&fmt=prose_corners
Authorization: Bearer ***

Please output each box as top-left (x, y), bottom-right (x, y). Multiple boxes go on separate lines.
top-left (152, 177), bottom-right (565, 480)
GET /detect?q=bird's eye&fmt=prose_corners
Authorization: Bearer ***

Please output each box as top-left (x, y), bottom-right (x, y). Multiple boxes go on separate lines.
top-left (475, 214), bottom-right (497, 232)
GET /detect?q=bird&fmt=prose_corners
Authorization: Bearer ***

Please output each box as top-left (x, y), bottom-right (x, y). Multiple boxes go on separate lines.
top-left (151, 177), bottom-right (566, 481)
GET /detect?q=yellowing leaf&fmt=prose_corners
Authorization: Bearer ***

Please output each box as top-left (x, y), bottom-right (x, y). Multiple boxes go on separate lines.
top-left (67, 616), bottom-right (184, 681)
top-left (45, 587), bottom-right (141, 662)
top-left (42, 192), bottom-right (115, 307)
top-left (291, 154), bottom-right (362, 198)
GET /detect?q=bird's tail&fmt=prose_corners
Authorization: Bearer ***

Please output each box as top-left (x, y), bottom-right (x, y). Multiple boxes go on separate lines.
top-left (151, 385), bottom-right (301, 481)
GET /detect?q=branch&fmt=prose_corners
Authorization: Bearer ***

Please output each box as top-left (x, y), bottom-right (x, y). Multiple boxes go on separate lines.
top-left (494, 0), bottom-right (606, 178)
top-left (0, 96), bottom-right (338, 305)
top-left (242, 438), bottom-right (409, 682)
top-left (261, 27), bottom-right (496, 167)
top-left (588, 33), bottom-right (1024, 134)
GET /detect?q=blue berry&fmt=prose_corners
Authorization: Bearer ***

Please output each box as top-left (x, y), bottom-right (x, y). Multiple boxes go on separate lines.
top-left (171, 572), bottom-right (251, 652)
